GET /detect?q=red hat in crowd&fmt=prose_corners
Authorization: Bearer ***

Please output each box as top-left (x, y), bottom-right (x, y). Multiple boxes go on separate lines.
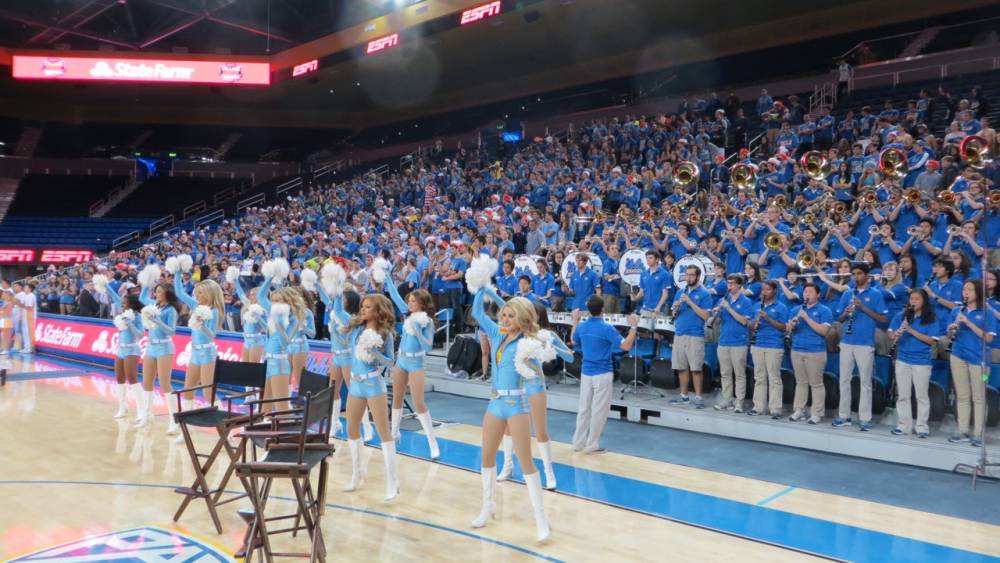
top-left (739, 148), bottom-right (749, 157)
top-left (927, 160), bottom-right (939, 170)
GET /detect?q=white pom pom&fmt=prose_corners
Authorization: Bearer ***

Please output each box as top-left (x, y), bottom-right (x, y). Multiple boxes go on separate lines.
top-left (92, 274), bottom-right (108, 294)
top-left (537, 329), bottom-right (556, 345)
top-left (371, 257), bottom-right (390, 284)
top-left (465, 255), bottom-right (499, 293)
top-left (355, 328), bottom-right (384, 364)
top-left (300, 269), bottom-right (318, 292)
top-left (188, 305), bottom-right (213, 329)
top-left (225, 266), bottom-right (240, 284)
top-left (243, 303), bottom-right (265, 323)
top-left (113, 313), bottom-right (129, 331)
top-left (140, 305), bottom-right (159, 330)
top-left (164, 257), bottom-right (180, 274)
top-left (178, 254), bottom-right (193, 273)
top-left (403, 311), bottom-right (431, 336)
top-left (320, 262), bottom-right (347, 298)
top-left (268, 303), bottom-right (290, 333)
top-left (263, 258), bottom-right (290, 284)
top-left (514, 336), bottom-right (551, 379)
top-left (138, 265), bottom-right (162, 289)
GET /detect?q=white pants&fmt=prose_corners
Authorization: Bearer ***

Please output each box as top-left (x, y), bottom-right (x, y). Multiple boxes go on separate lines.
top-left (838, 343), bottom-right (874, 422)
top-left (572, 372), bottom-right (614, 451)
top-left (894, 361), bottom-right (931, 434)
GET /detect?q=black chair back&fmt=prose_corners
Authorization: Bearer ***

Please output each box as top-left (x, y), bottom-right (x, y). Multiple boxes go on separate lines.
top-left (293, 387), bottom-right (334, 463)
top-left (297, 369), bottom-right (330, 403)
top-left (215, 359), bottom-right (267, 390)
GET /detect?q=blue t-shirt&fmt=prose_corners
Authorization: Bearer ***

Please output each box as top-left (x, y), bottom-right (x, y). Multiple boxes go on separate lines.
top-left (752, 300), bottom-right (789, 349)
top-left (889, 312), bottom-right (940, 366)
top-left (445, 257), bottom-right (468, 290)
top-left (568, 268), bottom-right (601, 311)
top-left (572, 317), bottom-right (623, 376)
top-left (672, 285), bottom-right (713, 337)
top-left (789, 302), bottom-right (833, 353)
top-left (836, 284), bottom-right (888, 346)
top-left (718, 294), bottom-right (754, 346)
top-left (949, 306), bottom-right (997, 365)
top-left (640, 266), bottom-right (671, 312)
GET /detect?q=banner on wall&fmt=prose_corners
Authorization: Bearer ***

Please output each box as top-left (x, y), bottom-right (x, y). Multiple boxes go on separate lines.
top-left (33, 314), bottom-right (336, 376)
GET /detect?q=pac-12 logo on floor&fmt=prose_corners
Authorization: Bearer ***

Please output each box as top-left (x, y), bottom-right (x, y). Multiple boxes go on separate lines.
top-left (9, 526), bottom-right (230, 562)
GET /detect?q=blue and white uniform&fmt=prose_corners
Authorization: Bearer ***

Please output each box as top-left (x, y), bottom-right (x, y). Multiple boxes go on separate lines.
top-left (105, 288), bottom-right (143, 358)
top-left (139, 286), bottom-right (177, 358)
top-left (472, 287), bottom-right (538, 419)
top-left (345, 325), bottom-right (395, 399)
top-left (386, 277), bottom-right (434, 373)
top-left (288, 308), bottom-right (315, 354)
top-left (234, 281), bottom-right (266, 349)
top-left (257, 276), bottom-right (297, 378)
top-left (174, 276), bottom-right (219, 366)
top-left (317, 283), bottom-right (352, 368)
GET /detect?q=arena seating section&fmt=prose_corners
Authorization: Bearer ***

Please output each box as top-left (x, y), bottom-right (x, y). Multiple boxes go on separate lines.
top-left (0, 216), bottom-right (151, 251)
top-left (7, 174), bottom-right (132, 216)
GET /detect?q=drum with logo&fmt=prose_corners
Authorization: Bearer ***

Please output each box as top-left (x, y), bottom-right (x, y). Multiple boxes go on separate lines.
top-left (513, 254), bottom-right (543, 278)
top-left (618, 248), bottom-right (648, 288)
top-left (561, 252), bottom-right (603, 281)
top-left (672, 255), bottom-right (714, 289)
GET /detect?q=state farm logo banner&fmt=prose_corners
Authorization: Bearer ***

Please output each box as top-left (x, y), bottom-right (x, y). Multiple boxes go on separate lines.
top-left (34, 315), bottom-right (336, 374)
top-left (13, 56), bottom-right (270, 85)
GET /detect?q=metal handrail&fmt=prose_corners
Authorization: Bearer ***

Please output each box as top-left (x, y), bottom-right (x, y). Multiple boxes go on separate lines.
top-left (834, 15), bottom-right (1000, 63)
top-left (275, 177), bottom-right (302, 198)
top-left (236, 192), bottom-right (266, 214)
top-left (149, 214), bottom-right (174, 234)
top-left (182, 200), bottom-right (207, 219)
top-left (213, 187), bottom-right (236, 206)
top-left (112, 230), bottom-right (141, 249)
top-left (88, 199), bottom-right (104, 217)
top-left (194, 209), bottom-right (225, 230)
top-left (849, 56), bottom-right (1000, 92)
top-left (146, 226), bottom-right (180, 245)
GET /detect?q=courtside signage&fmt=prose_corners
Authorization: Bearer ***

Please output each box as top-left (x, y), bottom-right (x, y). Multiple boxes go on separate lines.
top-left (12, 55), bottom-right (270, 85)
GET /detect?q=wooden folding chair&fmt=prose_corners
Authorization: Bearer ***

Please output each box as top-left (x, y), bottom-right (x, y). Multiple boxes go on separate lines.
top-left (237, 387), bottom-right (335, 562)
top-left (171, 359), bottom-right (267, 534)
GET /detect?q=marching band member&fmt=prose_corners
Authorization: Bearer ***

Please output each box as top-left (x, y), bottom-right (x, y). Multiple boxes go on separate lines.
top-left (788, 282), bottom-right (833, 424)
top-left (832, 263), bottom-right (887, 431)
top-left (946, 279), bottom-right (995, 447)
top-left (668, 265), bottom-right (714, 409)
top-left (925, 258), bottom-right (962, 354)
top-left (635, 250), bottom-right (671, 314)
top-left (386, 273), bottom-right (440, 459)
top-left (174, 266), bottom-right (225, 412)
top-left (749, 281), bottom-right (788, 418)
top-left (564, 253), bottom-right (601, 312)
top-left (138, 266), bottom-right (180, 431)
top-left (100, 276), bottom-right (143, 419)
top-left (713, 274), bottom-right (754, 412)
top-left (469, 286), bottom-right (551, 542)
top-left (338, 293), bottom-right (399, 500)
top-left (888, 288), bottom-right (939, 438)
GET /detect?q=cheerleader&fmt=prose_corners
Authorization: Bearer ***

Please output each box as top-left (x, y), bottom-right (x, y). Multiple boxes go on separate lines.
top-left (173, 265), bottom-right (225, 411)
top-left (336, 293), bottom-right (398, 501)
top-left (289, 271), bottom-right (318, 390)
top-left (469, 286), bottom-right (552, 541)
top-left (385, 273), bottom-right (439, 458)
top-left (0, 284), bottom-right (12, 354)
top-left (97, 275), bottom-right (143, 419)
top-left (317, 262), bottom-right (355, 436)
top-left (258, 286), bottom-right (305, 412)
top-left (229, 267), bottom-right (266, 363)
top-left (489, 287), bottom-right (571, 490)
top-left (946, 279), bottom-right (995, 447)
top-left (137, 265), bottom-right (180, 431)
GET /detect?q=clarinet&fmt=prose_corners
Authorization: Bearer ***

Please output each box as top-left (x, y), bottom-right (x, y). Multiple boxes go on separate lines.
top-left (891, 305), bottom-right (913, 357)
top-left (947, 305), bottom-right (965, 353)
top-left (845, 288), bottom-right (856, 336)
top-left (750, 308), bottom-right (762, 345)
top-left (785, 312), bottom-right (798, 349)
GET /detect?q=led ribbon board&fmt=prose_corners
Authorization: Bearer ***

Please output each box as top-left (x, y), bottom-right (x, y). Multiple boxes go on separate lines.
top-left (12, 55), bottom-right (270, 85)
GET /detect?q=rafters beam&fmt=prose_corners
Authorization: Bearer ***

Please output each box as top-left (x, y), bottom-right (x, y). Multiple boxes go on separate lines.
top-left (28, 0), bottom-right (121, 45)
top-left (141, 0), bottom-right (298, 46)
top-left (0, 8), bottom-right (138, 49)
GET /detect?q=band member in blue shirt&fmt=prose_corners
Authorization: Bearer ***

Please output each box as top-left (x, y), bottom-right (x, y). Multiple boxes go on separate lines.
top-left (668, 265), bottom-right (714, 409)
top-left (565, 254), bottom-right (601, 312)
top-left (946, 279), bottom-right (996, 447)
top-left (635, 250), bottom-right (671, 314)
top-left (713, 274), bottom-right (754, 412)
top-left (833, 263), bottom-right (888, 431)
top-left (788, 283), bottom-right (833, 424)
top-left (571, 296), bottom-right (639, 453)
top-left (750, 281), bottom-right (789, 418)
top-left (888, 289), bottom-right (940, 438)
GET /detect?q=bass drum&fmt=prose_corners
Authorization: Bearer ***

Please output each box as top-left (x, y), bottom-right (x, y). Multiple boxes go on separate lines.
top-left (514, 254), bottom-right (543, 277)
top-left (672, 254), bottom-right (714, 288)
top-left (618, 248), bottom-right (648, 287)
top-left (561, 252), bottom-right (604, 280)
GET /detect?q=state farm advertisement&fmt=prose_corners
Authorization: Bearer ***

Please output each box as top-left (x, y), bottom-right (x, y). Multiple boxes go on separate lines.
top-left (12, 55), bottom-right (270, 85)
top-left (34, 315), bottom-right (336, 375)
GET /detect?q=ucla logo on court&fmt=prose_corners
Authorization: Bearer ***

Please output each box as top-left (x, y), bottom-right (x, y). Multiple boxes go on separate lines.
top-left (10, 526), bottom-right (230, 562)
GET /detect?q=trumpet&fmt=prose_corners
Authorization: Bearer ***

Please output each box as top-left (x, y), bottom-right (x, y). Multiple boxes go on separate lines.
top-left (947, 225), bottom-right (962, 236)
top-left (673, 161), bottom-right (700, 186)
top-left (937, 189), bottom-right (958, 206)
top-left (797, 250), bottom-right (815, 269)
top-left (690, 212), bottom-right (702, 225)
top-left (906, 225), bottom-right (920, 237)
top-left (834, 202), bottom-right (847, 215)
top-left (868, 224), bottom-right (881, 235)
top-left (989, 190), bottom-right (1000, 206)
top-left (764, 232), bottom-right (783, 250)
top-left (861, 190), bottom-right (877, 204)
top-left (731, 163), bottom-right (757, 190)
top-left (800, 151), bottom-right (829, 181)
top-left (879, 147), bottom-right (909, 178)
top-left (774, 194), bottom-right (788, 208)
top-left (801, 211), bottom-right (816, 225)
top-left (904, 188), bottom-right (922, 205)
top-left (959, 135), bottom-right (991, 169)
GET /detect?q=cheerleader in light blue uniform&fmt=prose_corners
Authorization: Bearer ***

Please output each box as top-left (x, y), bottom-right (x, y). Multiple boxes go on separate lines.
top-left (481, 287), bottom-right (572, 490)
top-left (317, 263), bottom-right (363, 437)
top-left (231, 268), bottom-right (266, 363)
top-left (257, 280), bottom-right (304, 413)
top-left (288, 284), bottom-right (316, 391)
top-left (174, 272), bottom-right (225, 416)
top-left (335, 293), bottom-right (399, 501)
top-left (138, 266), bottom-right (180, 431)
top-left (100, 275), bottom-right (143, 420)
top-left (469, 286), bottom-right (552, 542)
top-left (385, 274), bottom-right (440, 458)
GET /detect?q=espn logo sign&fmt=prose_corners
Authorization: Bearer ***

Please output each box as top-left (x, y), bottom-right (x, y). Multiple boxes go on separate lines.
top-left (460, 1), bottom-right (502, 25)
top-left (366, 33), bottom-right (399, 55)
top-left (292, 59), bottom-right (319, 77)
top-left (40, 249), bottom-right (94, 263)
top-left (0, 249), bottom-right (34, 262)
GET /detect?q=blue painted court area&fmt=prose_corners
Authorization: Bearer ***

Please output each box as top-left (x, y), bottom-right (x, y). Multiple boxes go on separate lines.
top-left (4, 370), bottom-right (89, 382)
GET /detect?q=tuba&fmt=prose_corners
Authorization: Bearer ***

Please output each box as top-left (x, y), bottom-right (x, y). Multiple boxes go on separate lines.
top-left (959, 135), bottom-right (991, 169)
top-left (800, 151), bottom-right (829, 181)
top-left (879, 147), bottom-right (909, 178)
top-left (730, 163), bottom-right (757, 190)
top-left (673, 161), bottom-right (700, 186)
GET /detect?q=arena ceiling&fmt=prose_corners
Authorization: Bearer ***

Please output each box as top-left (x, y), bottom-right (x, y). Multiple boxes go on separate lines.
top-left (0, 0), bottom-right (994, 130)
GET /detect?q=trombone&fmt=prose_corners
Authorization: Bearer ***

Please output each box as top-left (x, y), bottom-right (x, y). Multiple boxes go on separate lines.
top-left (860, 190), bottom-right (877, 204)
top-left (989, 190), bottom-right (1000, 206)
top-left (879, 147), bottom-right (909, 179)
top-left (937, 189), bottom-right (958, 206)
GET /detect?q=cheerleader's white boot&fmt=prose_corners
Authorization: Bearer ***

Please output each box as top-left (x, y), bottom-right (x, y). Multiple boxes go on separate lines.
top-left (113, 383), bottom-right (129, 419)
top-left (390, 408), bottom-right (403, 442)
top-left (524, 472), bottom-right (551, 542)
top-left (538, 441), bottom-right (557, 490)
top-left (382, 441), bottom-right (400, 501)
top-left (470, 466), bottom-right (497, 528)
top-left (416, 410), bottom-right (440, 459)
top-left (496, 436), bottom-right (514, 481)
top-left (343, 439), bottom-right (367, 492)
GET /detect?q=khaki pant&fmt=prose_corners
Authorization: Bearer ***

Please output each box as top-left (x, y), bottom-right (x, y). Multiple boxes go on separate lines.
top-left (751, 346), bottom-right (784, 414)
top-left (951, 355), bottom-right (987, 438)
top-left (603, 294), bottom-right (620, 315)
top-left (895, 361), bottom-right (931, 434)
top-left (572, 372), bottom-right (614, 451)
top-left (874, 328), bottom-right (891, 356)
top-left (717, 345), bottom-right (748, 407)
top-left (673, 335), bottom-right (706, 372)
top-left (791, 351), bottom-right (826, 418)
top-left (839, 343), bottom-right (875, 423)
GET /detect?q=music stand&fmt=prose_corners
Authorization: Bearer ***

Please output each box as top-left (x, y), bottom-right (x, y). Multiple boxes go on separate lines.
top-left (620, 311), bottom-right (666, 400)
